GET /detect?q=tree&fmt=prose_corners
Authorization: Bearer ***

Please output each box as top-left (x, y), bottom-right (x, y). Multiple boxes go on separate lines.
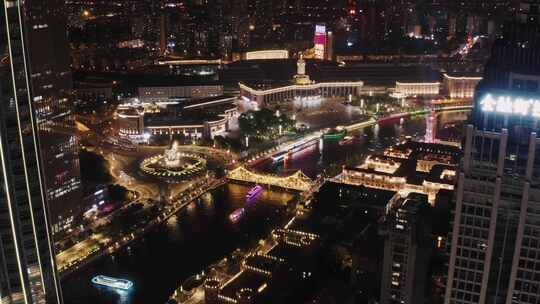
top-left (239, 109), bottom-right (294, 138)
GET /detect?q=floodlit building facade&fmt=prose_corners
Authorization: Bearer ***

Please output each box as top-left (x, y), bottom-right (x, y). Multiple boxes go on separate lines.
top-left (239, 57), bottom-right (363, 108)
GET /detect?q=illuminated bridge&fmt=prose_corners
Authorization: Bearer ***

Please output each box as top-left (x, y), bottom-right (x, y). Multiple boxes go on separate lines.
top-left (227, 166), bottom-right (312, 192)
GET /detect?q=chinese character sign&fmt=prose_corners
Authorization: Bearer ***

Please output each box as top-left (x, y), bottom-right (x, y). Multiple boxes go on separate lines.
top-left (480, 94), bottom-right (540, 118)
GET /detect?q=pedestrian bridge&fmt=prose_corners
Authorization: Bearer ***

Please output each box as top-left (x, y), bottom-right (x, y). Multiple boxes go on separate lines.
top-left (227, 166), bottom-right (312, 192)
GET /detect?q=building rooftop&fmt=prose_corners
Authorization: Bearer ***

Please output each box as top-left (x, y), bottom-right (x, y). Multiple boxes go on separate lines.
top-left (74, 71), bottom-right (222, 94)
top-left (244, 254), bottom-right (284, 276)
top-left (219, 271), bottom-right (266, 302)
top-left (317, 64), bottom-right (441, 87)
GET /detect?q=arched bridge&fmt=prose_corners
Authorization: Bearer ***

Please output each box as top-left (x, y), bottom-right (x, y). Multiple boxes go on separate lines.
top-left (227, 166), bottom-right (312, 192)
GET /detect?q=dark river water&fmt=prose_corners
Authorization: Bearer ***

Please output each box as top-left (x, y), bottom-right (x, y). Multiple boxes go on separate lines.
top-left (61, 111), bottom-right (468, 304)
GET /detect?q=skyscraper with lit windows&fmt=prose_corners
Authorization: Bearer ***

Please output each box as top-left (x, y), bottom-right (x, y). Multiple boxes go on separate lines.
top-left (24, 0), bottom-right (82, 237)
top-left (445, 18), bottom-right (540, 304)
top-left (0, 1), bottom-right (64, 303)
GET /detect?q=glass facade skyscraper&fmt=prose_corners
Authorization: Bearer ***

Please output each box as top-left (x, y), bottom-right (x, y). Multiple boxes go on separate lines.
top-left (445, 19), bottom-right (540, 304)
top-left (0, 0), bottom-right (71, 303)
top-left (23, 0), bottom-right (82, 237)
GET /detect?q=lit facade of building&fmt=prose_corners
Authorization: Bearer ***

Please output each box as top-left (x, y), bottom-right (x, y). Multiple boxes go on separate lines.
top-left (443, 74), bottom-right (483, 99)
top-left (117, 109), bottom-right (145, 137)
top-left (313, 24), bottom-right (327, 60)
top-left (202, 226), bottom-right (319, 304)
top-left (395, 81), bottom-right (441, 97)
top-left (339, 141), bottom-right (459, 204)
top-left (239, 58), bottom-right (363, 108)
top-left (25, 0), bottom-right (82, 236)
top-left (138, 85), bottom-right (223, 101)
top-left (244, 50), bottom-right (289, 60)
top-left (445, 21), bottom-right (540, 304)
top-left (116, 97), bottom-right (238, 141)
top-left (0, 2), bottom-right (64, 303)
top-left (145, 114), bottom-right (234, 139)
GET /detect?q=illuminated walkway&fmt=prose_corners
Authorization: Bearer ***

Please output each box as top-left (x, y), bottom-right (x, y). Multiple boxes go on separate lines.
top-left (227, 166), bottom-right (312, 192)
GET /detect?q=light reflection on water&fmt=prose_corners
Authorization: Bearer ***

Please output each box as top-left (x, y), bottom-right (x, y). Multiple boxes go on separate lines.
top-left (93, 285), bottom-right (133, 304)
top-left (260, 112), bottom-right (469, 178)
top-left (61, 183), bottom-right (295, 304)
top-left (61, 112), bottom-right (468, 304)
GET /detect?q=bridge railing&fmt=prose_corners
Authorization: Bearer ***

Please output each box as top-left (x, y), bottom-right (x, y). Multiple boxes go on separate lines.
top-left (227, 167), bottom-right (312, 192)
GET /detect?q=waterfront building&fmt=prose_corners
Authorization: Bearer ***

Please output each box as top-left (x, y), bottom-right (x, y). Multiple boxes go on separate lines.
top-left (202, 227), bottom-right (320, 304)
top-left (394, 81), bottom-right (441, 97)
top-left (340, 141), bottom-right (460, 204)
top-left (0, 2), bottom-right (64, 303)
top-left (443, 74), bottom-right (483, 99)
top-left (445, 20), bottom-right (540, 304)
top-left (116, 96), bottom-right (238, 141)
top-left (239, 57), bottom-right (363, 108)
top-left (380, 194), bottom-right (433, 304)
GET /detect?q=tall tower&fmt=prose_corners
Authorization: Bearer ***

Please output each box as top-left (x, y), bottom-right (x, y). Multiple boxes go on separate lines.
top-left (313, 24), bottom-right (327, 60)
top-left (24, 0), bottom-right (82, 237)
top-left (445, 20), bottom-right (540, 304)
top-left (0, 1), bottom-right (64, 303)
top-left (425, 110), bottom-right (437, 143)
top-left (159, 11), bottom-right (168, 55)
top-left (326, 31), bottom-right (334, 61)
top-left (380, 194), bottom-right (432, 304)
top-left (294, 55), bottom-right (311, 85)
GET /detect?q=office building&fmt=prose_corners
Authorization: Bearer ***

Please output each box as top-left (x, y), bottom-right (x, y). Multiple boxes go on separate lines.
top-left (445, 20), bottom-right (540, 304)
top-left (0, 2), bottom-right (64, 303)
top-left (24, 0), bottom-right (82, 236)
top-left (380, 194), bottom-right (433, 304)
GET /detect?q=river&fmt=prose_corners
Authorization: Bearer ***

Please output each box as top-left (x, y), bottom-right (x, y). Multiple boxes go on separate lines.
top-left (61, 111), bottom-right (468, 304)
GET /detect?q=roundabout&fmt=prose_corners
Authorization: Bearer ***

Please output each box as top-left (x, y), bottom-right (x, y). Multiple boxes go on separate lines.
top-left (139, 141), bottom-right (207, 179)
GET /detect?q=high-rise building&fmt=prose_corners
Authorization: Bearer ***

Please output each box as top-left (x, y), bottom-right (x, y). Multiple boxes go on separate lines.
top-left (357, 0), bottom-right (385, 44)
top-left (445, 20), bottom-right (540, 304)
top-left (313, 24), bottom-right (328, 60)
top-left (253, 0), bottom-right (273, 41)
top-left (24, 0), bottom-right (82, 237)
top-left (0, 2), bottom-right (64, 304)
top-left (159, 11), bottom-right (169, 55)
top-left (380, 194), bottom-right (433, 304)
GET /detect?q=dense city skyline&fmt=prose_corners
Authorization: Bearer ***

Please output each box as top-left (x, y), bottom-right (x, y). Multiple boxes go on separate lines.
top-left (0, 0), bottom-right (539, 303)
